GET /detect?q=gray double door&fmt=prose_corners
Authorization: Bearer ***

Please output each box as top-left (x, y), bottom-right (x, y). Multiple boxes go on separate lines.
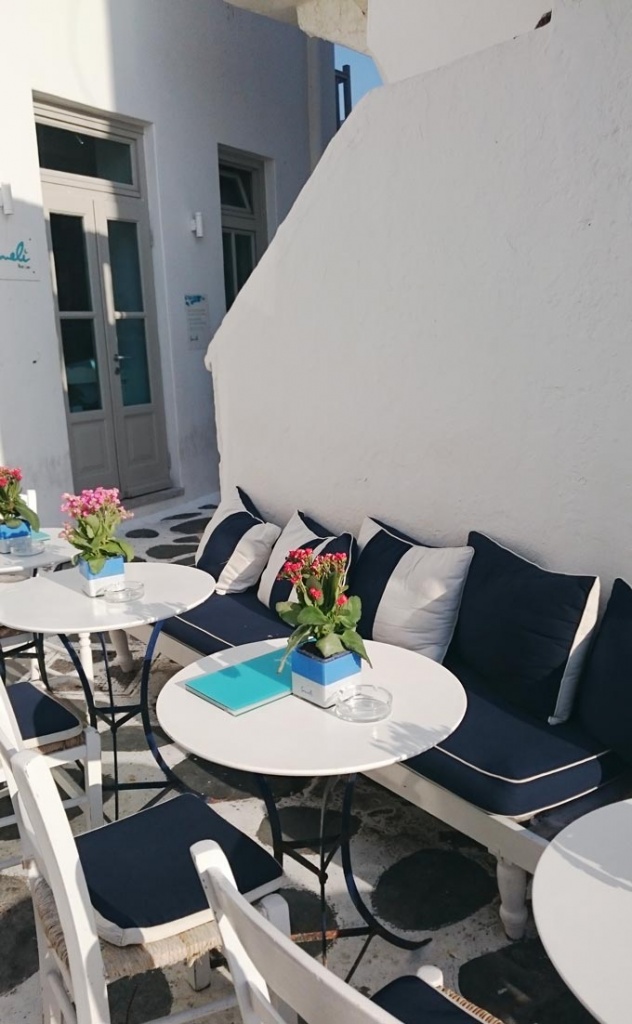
top-left (44, 184), bottom-right (170, 498)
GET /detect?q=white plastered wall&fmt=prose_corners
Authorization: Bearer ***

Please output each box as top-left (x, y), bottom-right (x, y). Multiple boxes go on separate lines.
top-left (209, 0), bottom-right (632, 596)
top-left (0, 0), bottom-right (333, 523)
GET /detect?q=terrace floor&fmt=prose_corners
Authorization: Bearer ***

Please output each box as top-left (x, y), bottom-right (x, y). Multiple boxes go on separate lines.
top-left (0, 502), bottom-right (598, 1024)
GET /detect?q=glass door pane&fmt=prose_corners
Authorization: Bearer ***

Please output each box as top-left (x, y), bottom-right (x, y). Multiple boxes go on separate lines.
top-left (50, 213), bottom-right (103, 415)
top-left (107, 219), bottom-right (151, 406)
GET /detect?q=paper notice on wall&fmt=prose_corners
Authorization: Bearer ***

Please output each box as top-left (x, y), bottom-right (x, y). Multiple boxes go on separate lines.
top-left (185, 293), bottom-right (209, 350)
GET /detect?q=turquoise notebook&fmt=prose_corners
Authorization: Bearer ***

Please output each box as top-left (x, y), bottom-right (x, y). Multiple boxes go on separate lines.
top-left (185, 650), bottom-right (292, 715)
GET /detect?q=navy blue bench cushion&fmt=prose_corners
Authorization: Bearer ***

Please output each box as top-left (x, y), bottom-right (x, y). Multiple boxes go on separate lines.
top-left (578, 578), bottom-right (632, 763)
top-left (449, 532), bottom-right (599, 724)
top-left (76, 793), bottom-right (283, 945)
top-left (162, 588), bottom-right (292, 657)
top-left (257, 509), bottom-right (355, 609)
top-left (195, 487), bottom-right (281, 595)
top-left (372, 975), bottom-right (478, 1022)
top-left (8, 682), bottom-right (82, 747)
top-left (405, 657), bottom-right (623, 818)
top-left (350, 517), bottom-right (473, 662)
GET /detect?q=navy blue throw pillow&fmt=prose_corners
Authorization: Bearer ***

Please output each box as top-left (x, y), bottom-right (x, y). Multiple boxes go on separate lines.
top-left (449, 532), bottom-right (599, 723)
top-left (578, 578), bottom-right (632, 763)
top-left (195, 487), bottom-right (281, 594)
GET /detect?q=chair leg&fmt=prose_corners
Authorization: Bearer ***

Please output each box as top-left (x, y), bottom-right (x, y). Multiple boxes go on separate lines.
top-left (187, 955), bottom-right (213, 992)
top-left (497, 857), bottom-right (529, 939)
top-left (34, 916), bottom-right (63, 1024)
top-left (258, 894), bottom-right (298, 1024)
top-left (83, 727), bottom-right (104, 829)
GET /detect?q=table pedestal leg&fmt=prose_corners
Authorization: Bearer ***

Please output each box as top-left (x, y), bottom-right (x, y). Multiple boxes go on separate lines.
top-left (109, 630), bottom-right (134, 672)
top-left (255, 773), bottom-right (431, 978)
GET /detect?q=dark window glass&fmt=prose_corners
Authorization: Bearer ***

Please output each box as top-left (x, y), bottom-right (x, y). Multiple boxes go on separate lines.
top-left (60, 320), bottom-right (102, 412)
top-left (222, 231), bottom-right (236, 309)
top-left (108, 221), bottom-right (143, 312)
top-left (235, 232), bottom-right (256, 291)
top-left (36, 124), bottom-right (133, 184)
top-left (50, 214), bottom-right (92, 312)
top-left (219, 167), bottom-right (253, 211)
top-left (116, 320), bottom-right (151, 406)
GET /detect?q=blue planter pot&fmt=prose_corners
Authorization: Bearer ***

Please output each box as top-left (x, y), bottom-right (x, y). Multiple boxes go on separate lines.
top-left (78, 555), bottom-right (125, 597)
top-left (0, 520), bottom-right (31, 554)
top-left (291, 644), bottom-right (361, 707)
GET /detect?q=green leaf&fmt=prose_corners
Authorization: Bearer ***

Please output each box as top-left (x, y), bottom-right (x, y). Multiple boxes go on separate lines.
top-left (275, 601), bottom-right (303, 627)
top-left (13, 499), bottom-right (40, 531)
top-left (341, 629), bottom-right (372, 666)
top-left (277, 625), bottom-right (313, 670)
top-left (344, 595), bottom-right (362, 623)
top-left (297, 606), bottom-right (327, 626)
top-left (88, 555), bottom-right (106, 574)
top-left (315, 632), bottom-right (345, 658)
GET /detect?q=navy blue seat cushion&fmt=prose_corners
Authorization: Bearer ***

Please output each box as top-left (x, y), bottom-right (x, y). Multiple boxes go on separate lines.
top-left (76, 793), bottom-right (283, 945)
top-left (578, 578), bottom-right (632, 763)
top-left (448, 532), bottom-right (599, 724)
top-left (405, 657), bottom-right (623, 818)
top-left (8, 682), bottom-right (82, 746)
top-left (162, 588), bottom-right (292, 657)
top-left (372, 975), bottom-right (477, 1022)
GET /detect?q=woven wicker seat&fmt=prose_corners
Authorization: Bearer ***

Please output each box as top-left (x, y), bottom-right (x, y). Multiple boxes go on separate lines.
top-left (33, 877), bottom-right (221, 982)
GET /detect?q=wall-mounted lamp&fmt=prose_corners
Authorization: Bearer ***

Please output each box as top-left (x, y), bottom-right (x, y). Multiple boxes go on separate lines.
top-left (190, 212), bottom-right (203, 238)
top-left (0, 184), bottom-right (14, 215)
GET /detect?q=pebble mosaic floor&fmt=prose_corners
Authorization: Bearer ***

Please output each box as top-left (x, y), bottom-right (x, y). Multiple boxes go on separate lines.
top-left (0, 503), bottom-right (598, 1024)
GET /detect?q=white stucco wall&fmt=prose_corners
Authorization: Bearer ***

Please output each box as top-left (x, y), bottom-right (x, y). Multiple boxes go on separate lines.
top-left (209, 0), bottom-right (632, 596)
top-left (367, 0), bottom-right (550, 83)
top-left (0, 0), bottom-right (333, 522)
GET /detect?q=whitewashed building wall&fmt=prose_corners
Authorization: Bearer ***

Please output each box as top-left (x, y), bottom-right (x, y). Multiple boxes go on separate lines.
top-left (209, 0), bottom-right (632, 594)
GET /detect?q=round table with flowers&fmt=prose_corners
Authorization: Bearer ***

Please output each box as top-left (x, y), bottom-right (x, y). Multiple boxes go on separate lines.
top-left (0, 561), bottom-right (216, 815)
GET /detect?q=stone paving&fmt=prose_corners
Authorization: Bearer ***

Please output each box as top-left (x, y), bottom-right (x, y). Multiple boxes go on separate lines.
top-left (0, 504), bottom-right (598, 1024)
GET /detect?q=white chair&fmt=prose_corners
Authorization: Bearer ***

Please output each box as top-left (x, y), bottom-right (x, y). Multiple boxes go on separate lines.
top-left (0, 728), bottom-right (289, 1024)
top-left (192, 840), bottom-right (505, 1024)
top-left (0, 667), bottom-right (102, 868)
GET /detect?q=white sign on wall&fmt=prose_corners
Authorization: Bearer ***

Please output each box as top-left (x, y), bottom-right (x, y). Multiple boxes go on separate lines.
top-left (185, 293), bottom-right (210, 350)
top-left (0, 228), bottom-right (38, 281)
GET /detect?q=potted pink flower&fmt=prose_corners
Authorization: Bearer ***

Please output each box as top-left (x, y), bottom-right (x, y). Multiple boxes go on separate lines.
top-left (0, 467), bottom-right (40, 553)
top-left (276, 549), bottom-right (371, 706)
top-left (61, 488), bottom-right (134, 597)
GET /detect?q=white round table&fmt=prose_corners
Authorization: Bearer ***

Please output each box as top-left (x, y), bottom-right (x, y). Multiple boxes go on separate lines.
top-left (533, 799), bottom-right (632, 1024)
top-left (0, 561), bottom-right (214, 678)
top-left (158, 637), bottom-right (466, 966)
top-left (158, 638), bottom-right (467, 777)
top-left (0, 527), bottom-right (75, 575)
top-left (0, 561), bottom-right (215, 816)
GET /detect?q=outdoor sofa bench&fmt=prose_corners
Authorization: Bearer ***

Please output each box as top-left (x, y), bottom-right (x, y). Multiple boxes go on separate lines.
top-left (130, 488), bottom-right (632, 939)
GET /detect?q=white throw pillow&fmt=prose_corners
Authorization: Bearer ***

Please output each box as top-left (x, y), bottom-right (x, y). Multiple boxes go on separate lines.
top-left (257, 510), bottom-right (354, 610)
top-left (352, 517), bottom-right (474, 662)
top-left (195, 487), bottom-right (280, 595)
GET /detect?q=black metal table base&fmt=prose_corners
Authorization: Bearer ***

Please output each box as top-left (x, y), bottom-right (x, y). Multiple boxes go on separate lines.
top-left (256, 772), bottom-right (431, 980)
top-left (59, 621), bottom-right (182, 819)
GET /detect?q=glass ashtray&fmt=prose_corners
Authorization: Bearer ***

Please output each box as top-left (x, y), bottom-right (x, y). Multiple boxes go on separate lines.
top-left (103, 582), bottom-right (145, 603)
top-left (334, 683), bottom-right (392, 723)
top-left (8, 538), bottom-right (46, 557)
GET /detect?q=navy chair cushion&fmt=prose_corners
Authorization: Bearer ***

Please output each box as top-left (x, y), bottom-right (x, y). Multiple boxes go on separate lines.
top-left (76, 793), bottom-right (283, 945)
top-left (162, 588), bottom-right (292, 657)
top-left (405, 657), bottom-right (623, 818)
top-left (578, 578), bottom-right (632, 763)
top-left (8, 682), bottom-right (82, 747)
top-left (372, 975), bottom-right (478, 1022)
top-left (449, 532), bottom-right (599, 724)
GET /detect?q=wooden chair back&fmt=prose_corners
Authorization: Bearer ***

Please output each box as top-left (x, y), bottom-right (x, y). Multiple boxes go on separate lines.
top-left (1, 740), bottom-right (110, 1023)
top-left (192, 840), bottom-right (401, 1024)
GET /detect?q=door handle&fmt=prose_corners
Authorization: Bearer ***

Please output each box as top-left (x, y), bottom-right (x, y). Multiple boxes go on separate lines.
top-left (113, 353), bottom-right (128, 362)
